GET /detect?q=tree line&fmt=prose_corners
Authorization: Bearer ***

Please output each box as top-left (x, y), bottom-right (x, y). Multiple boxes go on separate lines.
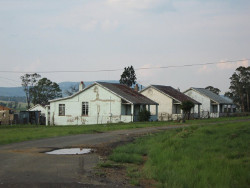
top-left (225, 66), bottom-right (250, 112)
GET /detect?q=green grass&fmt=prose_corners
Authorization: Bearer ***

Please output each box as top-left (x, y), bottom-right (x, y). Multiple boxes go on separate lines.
top-left (0, 121), bottom-right (176, 145)
top-left (108, 121), bottom-right (250, 187)
top-left (0, 116), bottom-right (249, 147)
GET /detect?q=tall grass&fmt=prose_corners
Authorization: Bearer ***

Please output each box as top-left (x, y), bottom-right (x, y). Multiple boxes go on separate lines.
top-left (109, 121), bottom-right (250, 187)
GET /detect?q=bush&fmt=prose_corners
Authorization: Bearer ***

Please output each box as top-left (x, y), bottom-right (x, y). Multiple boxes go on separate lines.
top-left (138, 109), bottom-right (151, 122)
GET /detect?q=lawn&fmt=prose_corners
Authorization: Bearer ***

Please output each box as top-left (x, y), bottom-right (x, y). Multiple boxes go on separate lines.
top-left (0, 116), bottom-right (249, 146)
top-left (105, 120), bottom-right (250, 187)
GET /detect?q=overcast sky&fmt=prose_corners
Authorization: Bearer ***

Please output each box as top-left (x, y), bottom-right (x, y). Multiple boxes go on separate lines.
top-left (0, 0), bottom-right (249, 93)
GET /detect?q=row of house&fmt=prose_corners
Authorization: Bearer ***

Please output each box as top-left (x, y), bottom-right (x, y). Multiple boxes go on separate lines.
top-left (35, 81), bottom-right (235, 126)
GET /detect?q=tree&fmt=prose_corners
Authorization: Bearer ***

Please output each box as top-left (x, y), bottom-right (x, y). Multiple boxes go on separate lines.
top-left (20, 73), bottom-right (41, 109)
top-left (64, 84), bottom-right (79, 96)
top-left (119, 66), bottom-right (137, 87)
top-left (30, 78), bottom-right (62, 105)
top-left (180, 101), bottom-right (194, 120)
top-left (228, 66), bottom-right (250, 112)
top-left (205, 86), bottom-right (221, 95)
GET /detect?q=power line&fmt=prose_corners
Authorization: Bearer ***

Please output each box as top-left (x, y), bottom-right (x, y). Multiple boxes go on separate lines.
top-left (0, 59), bottom-right (248, 74)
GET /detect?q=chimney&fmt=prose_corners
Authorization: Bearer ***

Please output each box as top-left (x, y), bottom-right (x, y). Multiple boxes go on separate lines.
top-left (79, 81), bottom-right (85, 91)
top-left (134, 84), bottom-right (139, 92)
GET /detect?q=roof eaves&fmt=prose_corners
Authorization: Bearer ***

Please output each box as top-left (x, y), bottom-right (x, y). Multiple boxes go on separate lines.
top-left (191, 88), bottom-right (223, 104)
top-left (96, 82), bottom-right (133, 104)
top-left (151, 85), bottom-right (182, 103)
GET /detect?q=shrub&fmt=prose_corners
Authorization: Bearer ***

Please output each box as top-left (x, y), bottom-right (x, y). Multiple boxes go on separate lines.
top-left (138, 109), bottom-right (151, 122)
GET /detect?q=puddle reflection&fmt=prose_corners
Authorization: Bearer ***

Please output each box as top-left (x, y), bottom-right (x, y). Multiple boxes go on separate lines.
top-left (46, 148), bottom-right (91, 155)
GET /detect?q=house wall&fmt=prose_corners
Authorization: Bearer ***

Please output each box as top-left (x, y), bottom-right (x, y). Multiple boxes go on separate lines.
top-left (184, 89), bottom-right (221, 118)
top-left (49, 84), bottom-right (132, 125)
top-left (0, 110), bottom-right (14, 125)
top-left (141, 88), bottom-right (177, 121)
top-left (184, 90), bottom-right (211, 112)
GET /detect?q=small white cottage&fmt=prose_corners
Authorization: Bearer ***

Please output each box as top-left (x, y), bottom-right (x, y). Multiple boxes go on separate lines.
top-left (140, 85), bottom-right (201, 121)
top-left (184, 88), bottom-right (233, 118)
top-left (46, 82), bottom-right (158, 125)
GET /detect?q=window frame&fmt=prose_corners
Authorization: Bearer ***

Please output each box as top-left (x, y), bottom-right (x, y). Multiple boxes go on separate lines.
top-left (82, 102), bottom-right (89, 116)
top-left (59, 104), bottom-right (65, 116)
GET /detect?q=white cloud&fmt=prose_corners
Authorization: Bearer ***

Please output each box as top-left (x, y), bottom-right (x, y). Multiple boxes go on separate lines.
top-left (41, 1), bottom-right (121, 32)
top-left (216, 59), bottom-right (249, 70)
top-left (137, 64), bottom-right (163, 86)
top-left (197, 65), bottom-right (213, 74)
top-left (107, 0), bottom-right (162, 10)
top-left (13, 59), bottom-right (42, 73)
top-left (101, 19), bottom-right (119, 31)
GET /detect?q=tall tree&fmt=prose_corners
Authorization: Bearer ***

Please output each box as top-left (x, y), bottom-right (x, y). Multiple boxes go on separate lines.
top-left (119, 66), bottom-right (137, 87)
top-left (228, 66), bottom-right (250, 112)
top-left (30, 78), bottom-right (62, 105)
top-left (20, 73), bottom-right (41, 109)
top-left (180, 101), bottom-right (194, 120)
top-left (205, 86), bottom-right (221, 95)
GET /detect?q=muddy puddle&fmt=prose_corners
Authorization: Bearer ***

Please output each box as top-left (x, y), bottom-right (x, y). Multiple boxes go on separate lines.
top-left (46, 148), bottom-right (92, 155)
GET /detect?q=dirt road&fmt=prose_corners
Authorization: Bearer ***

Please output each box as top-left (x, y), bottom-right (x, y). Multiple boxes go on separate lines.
top-left (0, 125), bottom-right (186, 187)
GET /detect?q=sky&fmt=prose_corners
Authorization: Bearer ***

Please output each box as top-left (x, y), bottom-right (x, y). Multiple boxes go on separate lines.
top-left (0, 0), bottom-right (249, 93)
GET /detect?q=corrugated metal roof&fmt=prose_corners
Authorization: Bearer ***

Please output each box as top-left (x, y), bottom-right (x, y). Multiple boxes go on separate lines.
top-left (150, 85), bottom-right (201, 104)
top-left (0, 105), bottom-right (12, 111)
top-left (97, 82), bottom-right (158, 105)
top-left (191, 88), bottom-right (233, 104)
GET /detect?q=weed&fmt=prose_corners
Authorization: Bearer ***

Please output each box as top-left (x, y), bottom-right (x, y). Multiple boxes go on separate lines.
top-left (108, 120), bottom-right (250, 187)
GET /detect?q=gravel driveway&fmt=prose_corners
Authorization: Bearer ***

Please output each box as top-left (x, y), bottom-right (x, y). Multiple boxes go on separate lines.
top-left (0, 125), bottom-right (186, 187)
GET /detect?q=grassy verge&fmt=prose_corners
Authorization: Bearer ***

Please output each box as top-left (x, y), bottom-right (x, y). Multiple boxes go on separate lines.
top-left (105, 121), bottom-right (250, 187)
top-left (0, 116), bottom-right (249, 146)
top-left (0, 121), bottom-right (176, 145)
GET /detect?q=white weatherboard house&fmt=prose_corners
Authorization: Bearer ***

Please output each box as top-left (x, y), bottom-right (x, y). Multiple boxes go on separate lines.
top-left (28, 104), bottom-right (46, 116)
top-left (140, 85), bottom-right (201, 121)
top-left (46, 82), bottom-right (158, 125)
top-left (184, 88), bottom-right (233, 118)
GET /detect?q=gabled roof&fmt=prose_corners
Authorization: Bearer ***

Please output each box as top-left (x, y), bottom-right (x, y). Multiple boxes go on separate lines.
top-left (49, 82), bottom-right (158, 105)
top-left (186, 88), bottom-right (233, 104)
top-left (28, 104), bottom-right (45, 111)
top-left (97, 82), bottom-right (158, 105)
top-left (142, 85), bottom-right (200, 104)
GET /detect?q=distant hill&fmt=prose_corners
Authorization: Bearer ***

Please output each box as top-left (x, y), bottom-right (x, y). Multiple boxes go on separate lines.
top-left (0, 80), bottom-right (121, 98)
top-left (0, 80), bottom-right (143, 100)
top-left (59, 80), bottom-right (119, 94)
top-left (0, 87), bottom-right (25, 97)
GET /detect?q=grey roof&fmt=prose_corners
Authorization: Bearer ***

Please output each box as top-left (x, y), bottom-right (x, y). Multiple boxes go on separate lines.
top-left (97, 82), bottom-right (158, 105)
top-left (191, 88), bottom-right (233, 104)
top-left (49, 82), bottom-right (158, 105)
top-left (220, 95), bottom-right (233, 103)
top-left (150, 85), bottom-right (201, 104)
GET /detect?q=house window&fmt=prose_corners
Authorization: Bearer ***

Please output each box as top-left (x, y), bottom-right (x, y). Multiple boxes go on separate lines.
top-left (82, 102), bottom-right (89, 116)
top-left (125, 104), bottom-right (131, 115)
top-left (212, 105), bottom-right (218, 113)
top-left (173, 104), bottom-right (181, 114)
top-left (59, 104), bottom-right (65, 116)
